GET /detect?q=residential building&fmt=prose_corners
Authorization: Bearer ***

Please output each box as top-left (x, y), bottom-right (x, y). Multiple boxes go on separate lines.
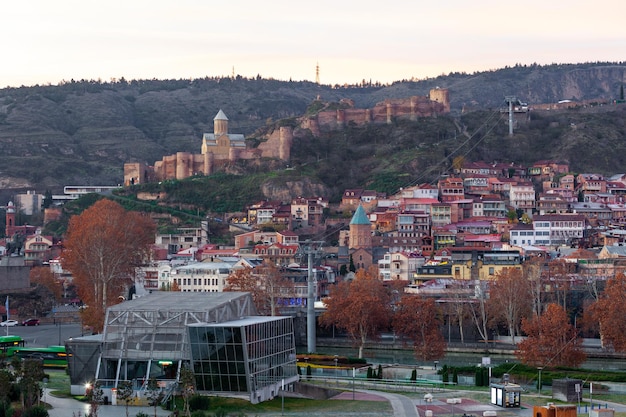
top-left (474, 195), bottom-right (507, 218)
top-left (15, 191), bottom-right (43, 216)
top-left (577, 173), bottom-right (607, 194)
top-left (234, 230), bottom-right (299, 251)
top-left (247, 201), bottom-right (283, 225)
top-left (431, 203), bottom-right (452, 228)
top-left (23, 230), bottom-right (54, 265)
top-left (399, 183), bottom-right (439, 200)
top-left (252, 242), bottom-right (299, 266)
top-left (291, 197), bottom-right (327, 230)
top-left (396, 210), bottom-right (430, 238)
top-left (533, 214), bottom-right (587, 246)
top-left (155, 227), bottom-right (206, 255)
top-left (136, 261), bottom-right (172, 292)
top-left (559, 174), bottom-right (575, 190)
top-left (340, 189), bottom-right (381, 210)
top-left (463, 175), bottom-right (491, 195)
top-left (378, 251), bottom-right (425, 281)
top-left (171, 261), bottom-right (236, 292)
top-left (438, 177), bottom-right (465, 202)
top-left (537, 193), bottom-right (569, 215)
top-left (449, 247), bottom-right (522, 281)
top-left (509, 182), bottom-right (536, 214)
top-left (509, 224), bottom-right (537, 247)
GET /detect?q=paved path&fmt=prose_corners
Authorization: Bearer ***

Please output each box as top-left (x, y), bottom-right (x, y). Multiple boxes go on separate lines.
top-left (332, 389), bottom-right (419, 417)
top-left (44, 389), bottom-right (171, 417)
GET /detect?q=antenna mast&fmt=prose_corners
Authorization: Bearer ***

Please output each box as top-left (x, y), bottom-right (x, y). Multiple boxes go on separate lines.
top-left (315, 62), bottom-right (320, 85)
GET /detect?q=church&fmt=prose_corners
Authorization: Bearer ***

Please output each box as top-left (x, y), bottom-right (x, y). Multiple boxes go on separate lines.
top-left (124, 110), bottom-right (293, 185)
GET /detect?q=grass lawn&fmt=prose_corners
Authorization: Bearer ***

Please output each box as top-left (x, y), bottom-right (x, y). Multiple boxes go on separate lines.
top-left (44, 369), bottom-right (73, 397)
top-left (204, 396), bottom-right (391, 415)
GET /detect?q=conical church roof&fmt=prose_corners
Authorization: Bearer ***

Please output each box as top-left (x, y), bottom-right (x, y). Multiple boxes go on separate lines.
top-left (214, 109), bottom-right (228, 121)
top-left (350, 205), bottom-right (370, 225)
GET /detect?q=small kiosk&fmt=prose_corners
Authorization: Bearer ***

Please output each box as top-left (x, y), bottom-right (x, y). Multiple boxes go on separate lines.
top-left (490, 382), bottom-right (522, 408)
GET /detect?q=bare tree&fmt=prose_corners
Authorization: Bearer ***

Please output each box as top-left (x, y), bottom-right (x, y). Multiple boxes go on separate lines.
top-left (488, 267), bottom-right (532, 344)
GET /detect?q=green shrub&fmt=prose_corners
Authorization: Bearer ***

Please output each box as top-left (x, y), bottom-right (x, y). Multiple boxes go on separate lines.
top-left (191, 411), bottom-right (206, 417)
top-left (23, 405), bottom-right (49, 417)
top-left (189, 394), bottom-right (211, 411)
top-left (212, 409), bottom-right (227, 417)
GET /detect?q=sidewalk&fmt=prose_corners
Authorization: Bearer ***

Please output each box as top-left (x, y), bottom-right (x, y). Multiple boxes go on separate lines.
top-left (44, 389), bottom-right (172, 417)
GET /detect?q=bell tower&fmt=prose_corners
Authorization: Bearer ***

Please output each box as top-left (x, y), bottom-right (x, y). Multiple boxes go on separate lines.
top-left (5, 201), bottom-right (15, 237)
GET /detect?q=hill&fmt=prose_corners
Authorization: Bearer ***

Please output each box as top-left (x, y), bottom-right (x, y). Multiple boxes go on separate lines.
top-left (0, 62), bottom-right (624, 201)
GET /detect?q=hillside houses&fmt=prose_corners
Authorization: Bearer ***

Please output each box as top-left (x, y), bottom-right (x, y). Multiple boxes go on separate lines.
top-left (21, 157), bottom-right (626, 315)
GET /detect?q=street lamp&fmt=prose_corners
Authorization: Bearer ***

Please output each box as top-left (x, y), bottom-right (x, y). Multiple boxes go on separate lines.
top-left (537, 367), bottom-right (543, 394)
top-left (334, 355), bottom-right (339, 385)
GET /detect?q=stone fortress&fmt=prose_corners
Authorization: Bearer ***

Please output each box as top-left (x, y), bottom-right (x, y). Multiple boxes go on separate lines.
top-left (303, 87), bottom-right (450, 134)
top-left (124, 88), bottom-right (449, 185)
top-left (124, 109), bottom-right (293, 185)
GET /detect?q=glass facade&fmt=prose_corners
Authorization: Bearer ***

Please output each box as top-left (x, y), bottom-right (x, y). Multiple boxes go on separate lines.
top-left (189, 316), bottom-right (298, 403)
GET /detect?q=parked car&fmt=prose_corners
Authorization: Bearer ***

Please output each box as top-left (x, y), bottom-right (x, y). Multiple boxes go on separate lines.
top-left (0, 320), bottom-right (18, 327)
top-left (21, 318), bottom-right (40, 326)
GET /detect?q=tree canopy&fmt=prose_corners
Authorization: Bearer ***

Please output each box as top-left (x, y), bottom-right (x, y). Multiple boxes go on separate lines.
top-left (224, 261), bottom-right (295, 316)
top-left (488, 267), bottom-right (531, 344)
top-left (62, 199), bottom-right (155, 332)
top-left (592, 273), bottom-right (626, 352)
top-left (393, 294), bottom-right (446, 361)
top-left (319, 267), bottom-right (390, 358)
top-left (516, 303), bottom-right (586, 367)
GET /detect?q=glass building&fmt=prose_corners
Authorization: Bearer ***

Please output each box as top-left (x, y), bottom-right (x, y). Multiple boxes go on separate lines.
top-left (189, 316), bottom-right (298, 403)
top-left (68, 292), bottom-right (297, 403)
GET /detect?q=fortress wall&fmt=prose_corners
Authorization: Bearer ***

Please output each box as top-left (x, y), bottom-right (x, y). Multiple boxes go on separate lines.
top-left (258, 127), bottom-right (293, 161)
top-left (160, 155), bottom-right (178, 180)
top-left (124, 162), bottom-right (143, 186)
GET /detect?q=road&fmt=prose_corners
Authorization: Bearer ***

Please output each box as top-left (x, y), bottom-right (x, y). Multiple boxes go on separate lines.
top-left (2, 323), bottom-right (85, 347)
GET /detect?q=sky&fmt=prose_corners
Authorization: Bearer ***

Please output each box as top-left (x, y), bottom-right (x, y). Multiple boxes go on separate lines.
top-left (0, 0), bottom-right (624, 88)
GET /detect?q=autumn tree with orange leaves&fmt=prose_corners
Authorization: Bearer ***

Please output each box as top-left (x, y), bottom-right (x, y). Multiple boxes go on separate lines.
top-left (62, 199), bottom-right (155, 332)
top-left (30, 266), bottom-right (63, 302)
top-left (516, 303), bottom-right (586, 367)
top-left (393, 294), bottom-right (446, 361)
top-left (319, 267), bottom-right (390, 358)
top-left (591, 273), bottom-right (626, 352)
top-left (225, 261), bottom-right (295, 316)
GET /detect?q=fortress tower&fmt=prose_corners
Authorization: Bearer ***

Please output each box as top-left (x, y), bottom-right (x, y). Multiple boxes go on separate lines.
top-left (429, 87), bottom-right (450, 113)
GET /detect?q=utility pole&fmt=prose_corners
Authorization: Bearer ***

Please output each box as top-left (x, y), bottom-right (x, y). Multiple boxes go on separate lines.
top-left (505, 96), bottom-right (516, 137)
top-left (299, 240), bottom-right (324, 354)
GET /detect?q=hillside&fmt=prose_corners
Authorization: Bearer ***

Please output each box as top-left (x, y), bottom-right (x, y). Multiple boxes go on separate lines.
top-left (0, 62), bottom-right (624, 200)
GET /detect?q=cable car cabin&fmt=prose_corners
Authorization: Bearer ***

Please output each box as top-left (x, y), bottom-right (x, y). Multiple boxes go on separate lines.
top-left (490, 382), bottom-right (522, 408)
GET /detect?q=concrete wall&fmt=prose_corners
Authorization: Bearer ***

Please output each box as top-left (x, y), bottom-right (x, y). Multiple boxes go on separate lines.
top-left (0, 259), bottom-right (30, 291)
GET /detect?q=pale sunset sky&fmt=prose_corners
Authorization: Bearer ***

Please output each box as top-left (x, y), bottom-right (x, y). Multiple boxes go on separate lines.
top-left (0, 0), bottom-right (623, 88)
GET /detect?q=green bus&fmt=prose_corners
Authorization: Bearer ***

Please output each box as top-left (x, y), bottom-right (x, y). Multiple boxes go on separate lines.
top-left (6, 346), bottom-right (69, 368)
top-left (0, 335), bottom-right (25, 351)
